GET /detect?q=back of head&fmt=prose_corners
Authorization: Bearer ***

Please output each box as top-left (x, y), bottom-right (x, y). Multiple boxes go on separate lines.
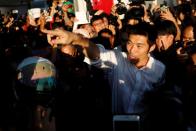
top-left (130, 0), bottom-right (145, 5)
top-left (155, 20), bottom-right (177, 38)
top-left (125, 5), bottom-right (144, 23)
top-left (99, 12), bottom-right (109, 19)
top-left (179, 3), bottom-right (192, 16)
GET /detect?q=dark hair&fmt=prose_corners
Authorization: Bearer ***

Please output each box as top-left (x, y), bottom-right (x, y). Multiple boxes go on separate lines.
top-left (155, 20), bottom-right (177, 38)
top-left (180, 17), bottom-right (196, 41)
top-left (115, 2), bottom-right (127, 15)
top-left (59, 45), bottom-right (85, 64)
top-left (125, 6), bottom-right (144, 23)
top-left (108, 15), bottom-right (119, 27)
top-left (52, 22), bottom-right (65, 29)
top-left (177, 3), bottom-right (192, 16)
top-left (90, 15), bottom-right (103, 25)
top-left (53, 13), bottom-right (62, 19)
top-left (99, 12), bottom-right (109, 19)
top-left (126, 22), bottom-right (156, 46)
top-left (130, 0), bottom-right (144, 5)
top-left (98, 28), bottom-right (113, 37)
top-left (47, 0), bottom-right (53, 7)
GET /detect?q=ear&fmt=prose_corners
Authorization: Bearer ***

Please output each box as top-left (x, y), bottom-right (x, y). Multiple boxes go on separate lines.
top-left (149, 44), bottom-right (156, 53)
top-left (168, 34), bottom-right (174, 42)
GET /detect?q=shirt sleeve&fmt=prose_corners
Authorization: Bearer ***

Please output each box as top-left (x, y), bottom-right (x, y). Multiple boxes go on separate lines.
top-left (84, 44), bottom-right (117, 70)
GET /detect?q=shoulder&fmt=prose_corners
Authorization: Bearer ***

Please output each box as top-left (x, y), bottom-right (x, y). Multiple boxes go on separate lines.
top-left (84, 44), bottom-right (117, 68)
top-left (143, 56), bottom-right (166, 85)
top-left (144, 56), bottom-right (166, 83)
top-left (149, 56), bottom-right (165, 72)
top-left (95, 44), bottom-right (119, 63)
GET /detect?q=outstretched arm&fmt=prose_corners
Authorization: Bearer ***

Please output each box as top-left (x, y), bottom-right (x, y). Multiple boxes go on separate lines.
top-left (42, 28), bottom-right (100, 60)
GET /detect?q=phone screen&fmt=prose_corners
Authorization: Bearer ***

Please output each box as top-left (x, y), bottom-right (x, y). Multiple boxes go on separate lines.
top-left (113, 115), bottom-right (141, 131)
top-left (145, 0), bottom-right (157, 9)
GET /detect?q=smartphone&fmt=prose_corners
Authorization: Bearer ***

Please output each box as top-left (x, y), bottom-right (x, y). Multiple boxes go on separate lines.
top-left (160, 5), bottom-right (169, 12)
top-left (113, 115), bottom-right (141, 131)
top-left (145, 0), bottom-right (157, 9)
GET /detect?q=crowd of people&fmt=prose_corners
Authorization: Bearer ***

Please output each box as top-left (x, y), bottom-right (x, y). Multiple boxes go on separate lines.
top-left (0, 0), bottom-right (196, 131)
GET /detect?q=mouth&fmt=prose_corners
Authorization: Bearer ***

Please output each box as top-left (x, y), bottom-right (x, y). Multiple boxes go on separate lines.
top-left (127, 54), bottom-right (137, 60)
top-left (127, 53), bottom-right (139, 64)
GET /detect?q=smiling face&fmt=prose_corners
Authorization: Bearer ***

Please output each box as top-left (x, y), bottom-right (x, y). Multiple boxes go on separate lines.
top-left (126, 34), bottom-right (154, 68)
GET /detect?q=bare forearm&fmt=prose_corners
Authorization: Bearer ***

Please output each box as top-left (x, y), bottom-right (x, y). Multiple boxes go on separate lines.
top-left (173, 21), bottom-right (181, 41)
top-left (42, 28), bottom-right (100, 60)
top-left (55, 30), bottom-right (100, 60)
top-left (63, 12), bottom-right (73, 27)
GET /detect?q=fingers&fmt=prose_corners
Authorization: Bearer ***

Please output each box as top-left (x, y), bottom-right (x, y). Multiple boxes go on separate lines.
top-left (51, 37), bottom-right (62, 45)
top-left (42, 29), bottom-right (63, 36)
top-left (160, 11), bottom-right (175, 22)
top-left (47, 34), bottom-right (54, 46)
top-left (43, 28), bottom-right (72, 45)
top-left (176, 47), bottom-right (183, 55)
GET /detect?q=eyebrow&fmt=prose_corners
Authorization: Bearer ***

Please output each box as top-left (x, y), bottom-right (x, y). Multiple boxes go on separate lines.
top-left (128, 40), bottom-right (145, 45)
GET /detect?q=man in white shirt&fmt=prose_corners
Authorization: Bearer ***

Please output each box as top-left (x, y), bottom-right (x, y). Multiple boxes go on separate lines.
top-left (42, 22), bottom-right (165, 115)
top-left (93, 23), bottom-right (165, 114)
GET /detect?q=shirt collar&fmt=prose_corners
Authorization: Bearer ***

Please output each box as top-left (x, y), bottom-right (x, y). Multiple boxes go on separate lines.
top-left (140, 56), bottom-right (154, 70)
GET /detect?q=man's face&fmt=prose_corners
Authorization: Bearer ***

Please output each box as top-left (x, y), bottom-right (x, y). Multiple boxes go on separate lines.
top-left (61, 5), bottom-right (69, 12)
top-left (182, 26), bottom-right (194, 46)
top-left (54, 16), bottom-right (63, 22)
top-left (156, 34), bottom-right (173, 52)
top-left (61, 4), bottom-right (73, 12)
top-left (126, 34), bottom-right (152, 68)
top-left (103, 17), bottom-right (109, 27)
top-left (81, 24), bottom-right (96, 38)
top-left (92, 19), bottom-right (106, 33)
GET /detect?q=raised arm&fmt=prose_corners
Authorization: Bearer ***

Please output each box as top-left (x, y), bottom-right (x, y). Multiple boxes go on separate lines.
top-left (159, 9), bottom-right (181, 41)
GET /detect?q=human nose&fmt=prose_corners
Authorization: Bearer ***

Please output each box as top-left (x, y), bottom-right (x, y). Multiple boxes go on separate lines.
top-left (128, 44), bottom-right (136, 52)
